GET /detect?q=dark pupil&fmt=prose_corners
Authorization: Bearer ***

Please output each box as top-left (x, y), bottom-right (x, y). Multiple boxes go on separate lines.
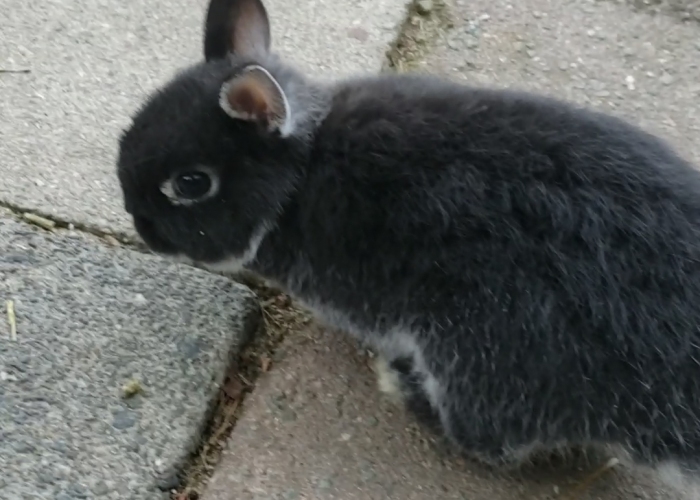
top-left (175, 171), bottom-right (212, 200)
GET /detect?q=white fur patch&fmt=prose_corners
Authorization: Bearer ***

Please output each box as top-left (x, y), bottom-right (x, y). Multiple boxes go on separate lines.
top-left (200, 222), bottom-right (271, 273)
top-left (656, 461), bottom-right (700, 500)
top-left (280, 293), bottom-right (446, 419)
top-left (377, 328), bottom-right (444, 410)
top-left (373, 355), bottom-right (402, 401)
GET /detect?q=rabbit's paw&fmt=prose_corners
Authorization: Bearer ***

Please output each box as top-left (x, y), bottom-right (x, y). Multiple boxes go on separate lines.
top-left (372, 355), bottom-right (403, 403)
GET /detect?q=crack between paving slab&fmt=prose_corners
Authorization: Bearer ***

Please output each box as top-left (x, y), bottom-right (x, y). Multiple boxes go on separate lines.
top-left (0, 199), bottom-right (144, 250)
top-left (175, 276), bottom-right (313, 500)
top-left (383, 0), bottom-right (454, 73)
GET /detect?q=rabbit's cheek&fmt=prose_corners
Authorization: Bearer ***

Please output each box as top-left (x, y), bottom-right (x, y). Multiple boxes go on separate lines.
top-left (132, 215), bottom-right (179, 255)
top-left (198, 220), bottom-right (273, 273)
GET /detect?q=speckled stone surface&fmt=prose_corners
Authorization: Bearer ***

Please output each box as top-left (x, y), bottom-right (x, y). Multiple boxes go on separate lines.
top-left (0, 213), bottom-right (260, 500)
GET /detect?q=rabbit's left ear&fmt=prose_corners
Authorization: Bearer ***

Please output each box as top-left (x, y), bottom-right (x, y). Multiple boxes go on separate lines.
top-left (204, 0), bottom-right (271, 62)
top-left (219, 65), bottom-right (291, 135)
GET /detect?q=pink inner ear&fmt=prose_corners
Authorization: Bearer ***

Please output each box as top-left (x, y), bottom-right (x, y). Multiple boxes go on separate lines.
top-left (225, 79), bottom-right (270, 121)
top-left (222, 68), bottom-right (286, 129)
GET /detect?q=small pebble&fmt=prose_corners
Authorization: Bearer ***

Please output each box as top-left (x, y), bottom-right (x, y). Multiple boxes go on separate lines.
top-left (366, 416), bottom-right (379, 426)
top-left (660, 73), bottom-right (674, 85)
top-left (156, 472), bottom-right (180, 491)
top-left (416, 0), bottom-right (433, 15)
top-left (111, 409), bottom-right (137, 430)
top-left (92, 480), bottom-right (111, 496)
top-left (317, 478), bottom-right (333, 490)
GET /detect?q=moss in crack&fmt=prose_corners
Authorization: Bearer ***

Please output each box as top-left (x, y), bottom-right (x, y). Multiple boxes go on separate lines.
top-left (0, 201), bottom-right (142, 249)
top-left (383, 0), bottom-right (454, 73)
top-left (173, 274), bottom-right (313, 499)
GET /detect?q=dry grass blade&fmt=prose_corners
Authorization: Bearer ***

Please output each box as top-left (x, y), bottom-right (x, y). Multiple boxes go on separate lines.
top-left (564, 457), bottom-right (620, 499)
top-left (6, 300), bottom-right (17, 341)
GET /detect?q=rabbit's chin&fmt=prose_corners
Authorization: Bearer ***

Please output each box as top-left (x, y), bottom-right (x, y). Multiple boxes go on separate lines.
top-left (170, 221), bottom-right (272, 275)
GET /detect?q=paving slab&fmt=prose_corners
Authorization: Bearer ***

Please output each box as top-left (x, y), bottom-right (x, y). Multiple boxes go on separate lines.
top-left (0, 211), bottom-right (260, 500)
top-left (202, 326), bottom-right (678, 500)
top-left (0, 0), bottom-right (409, 235)
top-left (417, 0), bottom-right (700, 165)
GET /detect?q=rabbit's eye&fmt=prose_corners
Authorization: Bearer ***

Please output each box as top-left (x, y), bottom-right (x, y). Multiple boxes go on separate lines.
top-left (174, 171), bottom-right (213, 200)
top-left (160, 168), bottom-right (219, 206)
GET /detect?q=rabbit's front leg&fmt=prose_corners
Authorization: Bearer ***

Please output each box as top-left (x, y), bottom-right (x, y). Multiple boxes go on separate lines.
top-left (372, 350), bottom-right (548, 468)
top-left (372, 353), bottom-right (444, 434)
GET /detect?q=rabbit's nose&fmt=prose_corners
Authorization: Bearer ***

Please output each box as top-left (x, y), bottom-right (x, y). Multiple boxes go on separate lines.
top-left (132, 216), bottom-right (179, 255)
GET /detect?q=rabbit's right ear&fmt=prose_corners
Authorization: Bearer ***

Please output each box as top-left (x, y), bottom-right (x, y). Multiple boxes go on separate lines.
top-left (204, 0), bottom-right (271, 62)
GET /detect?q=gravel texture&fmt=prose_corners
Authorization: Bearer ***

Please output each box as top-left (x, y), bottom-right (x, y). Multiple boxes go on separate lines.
top-left (0, 213), bottom-right (260, 499)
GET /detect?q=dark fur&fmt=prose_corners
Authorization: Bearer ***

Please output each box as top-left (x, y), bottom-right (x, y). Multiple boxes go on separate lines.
top-left (117, 0), bottom-right (700, 488)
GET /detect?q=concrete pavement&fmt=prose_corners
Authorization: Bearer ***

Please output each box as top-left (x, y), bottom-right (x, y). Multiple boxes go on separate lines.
top-left (0, 209), bottom-right (259, 499)
top-left (1, 0), bottom-right (700, 498)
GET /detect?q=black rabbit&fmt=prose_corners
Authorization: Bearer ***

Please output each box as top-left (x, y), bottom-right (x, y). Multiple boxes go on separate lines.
top-left (117, 0), bottom-right (700, 495)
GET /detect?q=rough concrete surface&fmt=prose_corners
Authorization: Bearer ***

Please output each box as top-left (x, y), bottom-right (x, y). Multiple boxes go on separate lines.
top-left (0, 0), bottom-right (409, 235)
top-left (203, 327), bottom-right (678, 500)
top-left (0, 212), bottom-right (259, 500)
top-left (417, 0), bottom-right (700, 166)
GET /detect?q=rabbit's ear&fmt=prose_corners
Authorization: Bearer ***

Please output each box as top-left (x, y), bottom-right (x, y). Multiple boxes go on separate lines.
top-left (219, 65), bottom-right (291, 135)
top-left (204, 0), bottom-right (271, 62)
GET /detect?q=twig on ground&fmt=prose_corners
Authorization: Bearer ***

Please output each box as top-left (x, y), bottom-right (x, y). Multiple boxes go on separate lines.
top-left (565, 457), bottom-right (620, 499)
top-left (6, 300), bottom-right (17, 341)
top-left (0, 68), bottom-right (31, 74)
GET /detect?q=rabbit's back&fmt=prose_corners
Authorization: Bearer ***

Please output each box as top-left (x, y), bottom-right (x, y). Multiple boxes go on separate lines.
top-left (281, 74), bottom-right (700, 465)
